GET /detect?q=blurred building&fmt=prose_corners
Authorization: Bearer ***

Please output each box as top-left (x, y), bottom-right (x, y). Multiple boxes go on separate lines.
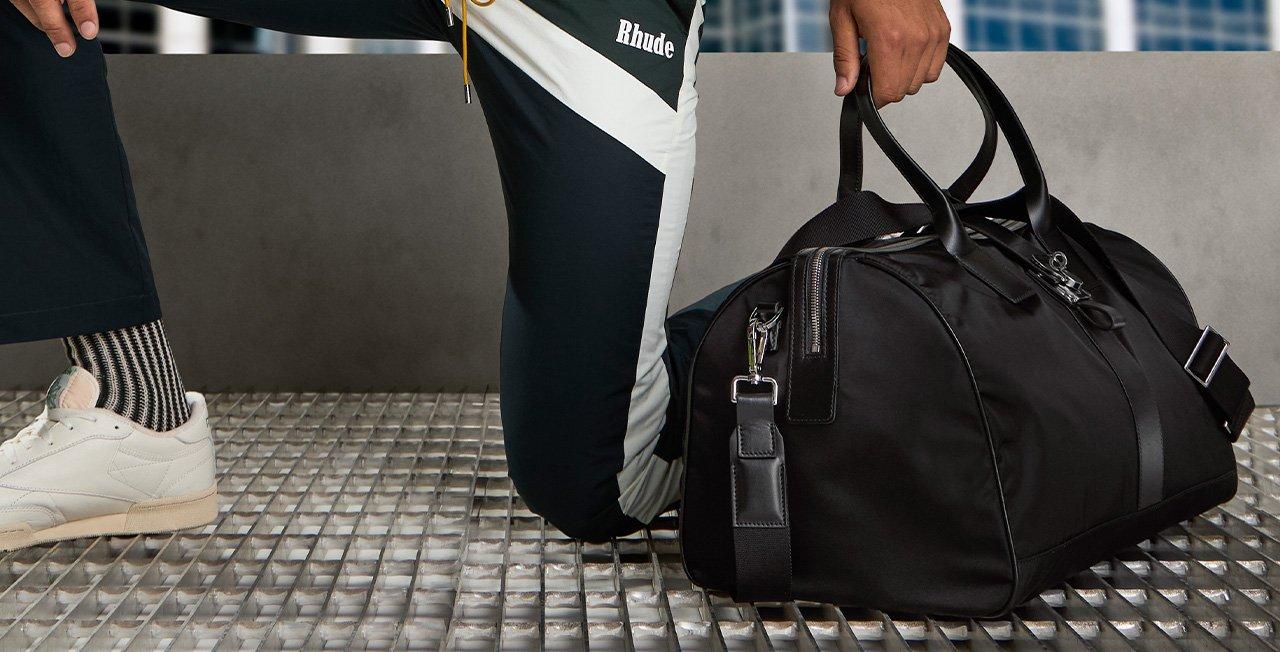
top-left (97, 0), bottom-right (1278, 54)
top-left (703, 0), bottom-right (1279, 51)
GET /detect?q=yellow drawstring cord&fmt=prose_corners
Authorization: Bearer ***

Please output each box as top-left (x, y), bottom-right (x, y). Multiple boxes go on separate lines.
top-left (445, 0), bottom-right (495, 104)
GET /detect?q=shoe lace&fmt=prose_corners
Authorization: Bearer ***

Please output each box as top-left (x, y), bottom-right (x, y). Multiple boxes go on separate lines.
top-left (0, 413), bottom-right (99, 464)
top-left (443, 0), bottom-right (496, 104)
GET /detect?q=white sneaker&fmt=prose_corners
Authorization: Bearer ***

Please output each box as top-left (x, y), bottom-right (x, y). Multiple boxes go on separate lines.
top-left (0, 367), bottom-right (218, 551)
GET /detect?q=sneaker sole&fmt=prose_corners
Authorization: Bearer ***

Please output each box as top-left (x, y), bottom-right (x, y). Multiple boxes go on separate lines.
top-left (0, 483), bottom-right (219, 551)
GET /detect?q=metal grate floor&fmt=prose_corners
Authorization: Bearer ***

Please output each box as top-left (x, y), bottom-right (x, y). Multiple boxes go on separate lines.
top-left (0, 391), bottom-right (1278, 649)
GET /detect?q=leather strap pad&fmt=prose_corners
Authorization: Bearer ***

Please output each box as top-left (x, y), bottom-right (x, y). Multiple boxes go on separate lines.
top-left (786, 249), bottom-right (844, 424)
top-left (731, 393), bottom-right (793, 602)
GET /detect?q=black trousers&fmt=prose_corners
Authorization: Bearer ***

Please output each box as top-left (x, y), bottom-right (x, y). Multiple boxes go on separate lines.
top-left (0, 0), bottom-right (720, 540)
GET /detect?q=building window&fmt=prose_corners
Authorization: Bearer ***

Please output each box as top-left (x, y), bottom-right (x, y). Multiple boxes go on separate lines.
top-left (965, 0), bottom-right (1106, 50)
top-left (701, 0), bottom-right (833, 52)
top-left (211, 21), bottom-right (260, 54)
top-left (790, 0), bottom-right (834, 51)
top-left (1136, 0), bottom-right (1270, 50)
top-left (702, 0), bottom-right (733, 51)
top-left (733, 0), bottom-right (786, 52)
top-left (97, 0), bottom-right (158, 53)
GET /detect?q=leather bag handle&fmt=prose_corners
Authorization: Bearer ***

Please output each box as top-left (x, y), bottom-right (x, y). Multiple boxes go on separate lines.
top-left (837, 58), bottom-right (999, 204)
top-left (853, 45), bottom-right (1052, 257)
top-left (774, 63), bottom-right (999, 264)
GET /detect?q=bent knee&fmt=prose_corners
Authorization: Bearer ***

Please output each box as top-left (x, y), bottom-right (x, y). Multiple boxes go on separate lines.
top-left (508, 470), bottom-right (644, 542)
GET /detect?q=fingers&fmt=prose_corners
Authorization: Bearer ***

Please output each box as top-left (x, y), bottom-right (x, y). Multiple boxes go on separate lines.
top-left (29, 0), bottom-right (77, 57)
top-left (9, 0), bottom-right (42, 27)
top-left (854, 0), bottom-right (952, 107)
top-left (68, 0), bottom-right (99, 40)
top-left (905, 23), bottom-right (934, 96)
top-left (865, 29), bottom-right (909, 108)
top-left (908, 8), bottom-right (950, 94)
top-left (23, 0), bottom-right (96, 58)
top-left (830, 1), bottom-right (859, 96)
top-left (924, 6), bottom-right (950, 84)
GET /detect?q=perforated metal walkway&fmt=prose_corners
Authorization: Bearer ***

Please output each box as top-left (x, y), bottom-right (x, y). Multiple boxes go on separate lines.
top-left (0, 390), bottom-right (1278, 649)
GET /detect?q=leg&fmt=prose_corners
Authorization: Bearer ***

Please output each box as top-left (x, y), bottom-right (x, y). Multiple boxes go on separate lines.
top-left (0, 4), bottom-right (218, 551)
top-left (2, 3), bottom-right (197, 431)
top-left (458, 0), bottom-right (705, 540)
top-left (0, 0), bottom-right (160, 343)
top-left (0, 0), bottom-right (448, 551)
top-left (1, 0), bottom-right (450, 428)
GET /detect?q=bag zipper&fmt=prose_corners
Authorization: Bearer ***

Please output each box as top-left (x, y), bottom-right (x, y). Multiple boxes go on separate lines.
top-left (806, 248), bottom-right (832, 355)
top-left (1030, 262), bottom-right (1154, 506)
top-left (800, 222), bottom-right (1036, 356)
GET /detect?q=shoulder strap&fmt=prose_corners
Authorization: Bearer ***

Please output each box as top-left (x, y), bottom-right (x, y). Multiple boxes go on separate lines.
top-left (731, 392), bottom-right (792, 602)
top-left (1052, 204), bottom-right (1254, 438)
top-left (773, 193), bottom-right (931, 263)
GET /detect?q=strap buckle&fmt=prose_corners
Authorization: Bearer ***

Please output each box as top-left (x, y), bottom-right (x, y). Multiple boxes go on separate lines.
top-left (1185, 326), bottom-right (1230, 389)
top-left (732, 376), bottom-right (779, 405)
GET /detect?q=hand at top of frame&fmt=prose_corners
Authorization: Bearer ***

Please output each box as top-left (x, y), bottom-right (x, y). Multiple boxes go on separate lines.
top-left (8, 0), bottom-right (98, 58)
top-left (830, 0), bottom-right (950, 107)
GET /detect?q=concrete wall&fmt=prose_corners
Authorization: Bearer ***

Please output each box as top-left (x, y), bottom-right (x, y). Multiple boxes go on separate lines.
top-left (3, 53), bottom-right (1277, 401)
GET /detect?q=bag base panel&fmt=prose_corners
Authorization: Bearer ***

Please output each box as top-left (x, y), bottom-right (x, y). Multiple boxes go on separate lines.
top-left (1008, 468), bottom-right (1237, 614)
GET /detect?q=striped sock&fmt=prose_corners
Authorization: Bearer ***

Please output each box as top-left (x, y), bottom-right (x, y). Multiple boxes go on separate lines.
top-left (63, 320), bottom-right (191, 432)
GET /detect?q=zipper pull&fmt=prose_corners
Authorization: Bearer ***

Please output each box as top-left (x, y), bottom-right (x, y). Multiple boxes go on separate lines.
top-left (1031, 251), bottom-right (1125, 331)
top-left (1031, 251), bottom-right (1091, 303)
top-left (1076, 299), bottom-right (1127, 331)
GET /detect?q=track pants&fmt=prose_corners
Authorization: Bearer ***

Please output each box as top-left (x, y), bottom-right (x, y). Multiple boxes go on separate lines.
top-left (0, 0), bottom-right (712, 540)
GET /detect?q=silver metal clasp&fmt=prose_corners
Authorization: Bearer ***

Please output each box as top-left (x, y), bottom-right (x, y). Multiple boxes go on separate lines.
top-left (1031, 251), bottom-right (1092, 304)
top-left (732, 305), bottom-right (783, 404)
top-left (731, 376), bottom-right (779, 405)
top-left (1186, 325), bottom-right (1230, 388)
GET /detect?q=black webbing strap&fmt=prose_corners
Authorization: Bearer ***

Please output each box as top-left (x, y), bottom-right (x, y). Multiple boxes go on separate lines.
top-left (1184, 327), bottom-right (1255, 437)
top-left (730, 392), bottom-right (792, 602)
top-left (1144, 310), bottom-right (1254, 439)
top-left (773, 193), bottom-right (933, 263)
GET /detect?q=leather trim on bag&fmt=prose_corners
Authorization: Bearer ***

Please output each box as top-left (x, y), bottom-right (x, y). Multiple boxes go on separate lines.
top-left (786, 248), bottom-right (843, 424)
top-left (730, 392), bottom-right (793, 600)
top-left (857, 257), bottom-right (1021, 616)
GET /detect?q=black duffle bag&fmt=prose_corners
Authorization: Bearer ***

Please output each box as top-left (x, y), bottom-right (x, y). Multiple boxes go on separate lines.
top-left (677, 46), bottom-right (1254, 617)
